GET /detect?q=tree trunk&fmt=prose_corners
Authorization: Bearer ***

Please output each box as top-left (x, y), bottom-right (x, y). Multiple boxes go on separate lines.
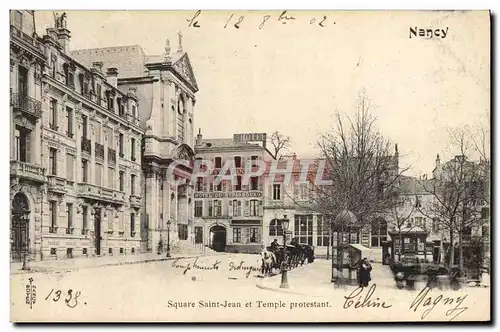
top-left (459, 209), bottom-right (466, 276)
top-left (449, 227), bottom-right (454, 267)
top-left (399, 231), bottom-right (403, 261)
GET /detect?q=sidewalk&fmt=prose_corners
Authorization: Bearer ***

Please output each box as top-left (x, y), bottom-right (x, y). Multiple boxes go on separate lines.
top-left (256, 259), bottom-right (397, 298)
top-left (11, 251), bottom-right (225, 275)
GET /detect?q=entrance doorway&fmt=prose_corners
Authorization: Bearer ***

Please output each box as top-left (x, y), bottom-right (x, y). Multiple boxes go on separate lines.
top-left (210, 225), bottom-right (226, 252)
top-left (94, 208), bottom-right (101, 255)
top-left (11, 193), bottom-right (30, 262)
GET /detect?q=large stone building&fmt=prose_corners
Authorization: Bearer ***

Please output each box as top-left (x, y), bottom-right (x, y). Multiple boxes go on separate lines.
top-left (193, 132), bottom-right (274, 253)
top-left (71, 31), bottom-right (198, 254)
top-left (10, 10), bottom-right (144, 262)
top-left (10, 11), bottom-right (199, 263)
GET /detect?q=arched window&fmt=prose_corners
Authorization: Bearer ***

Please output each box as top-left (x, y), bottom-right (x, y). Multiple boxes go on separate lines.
top-left (269, 219), bottom-right (283, 236)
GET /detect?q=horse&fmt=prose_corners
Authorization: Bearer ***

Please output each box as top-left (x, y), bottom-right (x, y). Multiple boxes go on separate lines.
top-left (260, 250), bottom-right (277, 276)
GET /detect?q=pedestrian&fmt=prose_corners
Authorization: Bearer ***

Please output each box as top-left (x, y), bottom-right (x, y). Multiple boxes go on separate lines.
top-left (359, 258), bottom-right (372, 287)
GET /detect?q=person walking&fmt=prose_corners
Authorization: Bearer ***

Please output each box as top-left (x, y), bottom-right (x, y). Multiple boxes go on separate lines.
top-left (359, 258), bottom-right (372, 287)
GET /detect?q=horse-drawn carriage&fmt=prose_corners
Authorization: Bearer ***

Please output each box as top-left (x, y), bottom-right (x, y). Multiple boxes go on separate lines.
top-left (391, 256), bottom-right (451, 289)
top-left (261, 243), bottom-right (315, 276)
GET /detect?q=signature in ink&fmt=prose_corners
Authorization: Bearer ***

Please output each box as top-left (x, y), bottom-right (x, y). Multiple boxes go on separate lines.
top-left (343, 284), bottom-right (392, 309)
top-left (410, 286), bottom-right (469, 321)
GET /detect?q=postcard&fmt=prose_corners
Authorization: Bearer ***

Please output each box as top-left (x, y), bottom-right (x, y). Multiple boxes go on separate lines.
top-left (9, 10), bottom-right (490, 322)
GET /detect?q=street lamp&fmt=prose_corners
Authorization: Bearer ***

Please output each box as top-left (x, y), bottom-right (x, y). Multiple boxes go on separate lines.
top-left (166, 219), bottom-right (172, 258)
top-left (280, 215), bottom-right (290, 289)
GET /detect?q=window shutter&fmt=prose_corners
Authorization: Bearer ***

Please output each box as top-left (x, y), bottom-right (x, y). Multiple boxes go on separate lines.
top-left (245, 228), bottom-right (250, 244)
top-left (244, 200), bottom-right (250, 217)
top-left (25, 133), bottom-right (31, 163)
top-left (269, 185), bottom-right (273, 200)
top-left (258, 200), bottom-right (263, 217)
top-left (228, 200), bottom-right (233, 217)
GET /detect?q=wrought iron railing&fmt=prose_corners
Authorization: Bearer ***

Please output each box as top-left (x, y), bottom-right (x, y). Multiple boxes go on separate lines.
top-left (11, 93), bottom-right (42, 118)
top-left (81, 137), bottom-right (91, 154)
top-left (95, 142), bottom-right (105, 159)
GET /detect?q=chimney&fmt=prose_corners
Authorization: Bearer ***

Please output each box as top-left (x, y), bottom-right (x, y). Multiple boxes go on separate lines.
top-left (436, 154), bottom-right (441, 168)
top-left (54, 12), bottom-right (71, 53)
top-left (106, 67), bottom-right (118, 88)
top-left (196, 128), bottom-right (203, 146)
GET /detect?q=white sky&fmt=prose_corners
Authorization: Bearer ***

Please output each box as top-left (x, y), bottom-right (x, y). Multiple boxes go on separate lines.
top-left (33, 10), bottom-right (490, 176)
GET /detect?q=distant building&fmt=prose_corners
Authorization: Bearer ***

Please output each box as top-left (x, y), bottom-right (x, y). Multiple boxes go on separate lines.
top-left (193, 132), bottom-right (273, 253)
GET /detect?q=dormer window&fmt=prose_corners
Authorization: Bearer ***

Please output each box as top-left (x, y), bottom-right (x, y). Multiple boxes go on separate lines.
top-left (63, 63), bottom-right (75, 89)
top-left (107, 90), bottom-right (115, 111)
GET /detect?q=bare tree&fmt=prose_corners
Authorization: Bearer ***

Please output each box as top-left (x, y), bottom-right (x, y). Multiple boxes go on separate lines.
top-left (420, 128), bottom-right (489, 274)
top-left (268, 131), bottom-right (291, 159)
top-left (310, 91), bottom-right (408, 282)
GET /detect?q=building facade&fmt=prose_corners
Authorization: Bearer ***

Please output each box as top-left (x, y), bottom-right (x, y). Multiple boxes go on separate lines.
top-left (193, 132), bottom-right (273, 253)
top-left (71, 33), bottom-right (199, 254)
top-left (10, 11), bottom-right (144, 262)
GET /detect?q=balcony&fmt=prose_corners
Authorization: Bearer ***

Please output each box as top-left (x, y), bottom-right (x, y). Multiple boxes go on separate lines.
top-left (11, 93), bottom-right (42, 120)
top-left (10, 25), bottom-right (44, 55)
top-left (81, 137), bottom-right (91, 155)
top-left (77, 183), bottom-right (125, 205)
top-left (129, 194), bottom-right (142, 208)
top-left (108, 147), bottom-right (116, 164)
top-left (47, 175), bottom-right (67, 195)
top-left (95, 142), bottom-right (104, 159)
top-left (10, 160), bottom-right (45, 183)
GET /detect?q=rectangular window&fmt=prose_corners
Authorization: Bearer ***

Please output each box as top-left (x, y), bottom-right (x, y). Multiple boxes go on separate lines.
top-left (119, 171), bottom-right (124, 191)
top-left (316, 216), bottom-right (330, 247)
top-left (130, 213), bottom-right (135, 235)
top-left (108, 167), bottom-right (114, 189)
top-left (232, 200), bottom-right (242, 217)
top-left (272, 184), bottom-right (281, 200)
top-left (294, 215), bottom-right (313, 246)
top-left (14, 126), bottom-right (30, 163)
top-left (235, 176), bottom-right (242, 191)
top-left (415, 196), bottom-right (422, 208)
top-left (107, 211), bottom-right (113, 231)
top-left (208, 201), bottom-right (213, 217)
top-left (233, 228), bottom-right (242, 243)
top-left (250, 177), bottom-right (259, 190)
top-left (269, 219), bottom-right (283, 236)
top-left (82, 115), bottom-right (88, 138)
top-left (108, 93), bottom-right (114, 111)
top-left (132, 105), bottom-right (136, 120)
top-left (251, 155), bottom-right (258, 166)
top-left (196, 177), bottom-right (204, 191)
top-left (49, 201), bottom-right (57, 231)
top-left (130, 174), bottom-right (136, 195)
top-left (297, 183), bottom-right (309, 200)
top-left (95, 163), bottom-right (102, 186)
top-left (214, 200), bottom-right (222, 217)
top-left (214, 157), bottom-right (222, 168)
top-left (66, 107), bottom-right (73, 137)
top-left (249, 200), bottom-right (259, 217)
top-left (82, 205), bottom-right (88, 232)
top-left (66, 154), bottom-right (74, 182)
top-left (96, 84), bottom-right (102, 105)
top-left (131, 137), bottom-right (136, 161)
top-left (107, 127), bottom-right (114, 147)
top-left (49, 99), bottom-right (58, 130)
top-left (81, 159), bottom-right (88, 182)
top-left (119, 133), bottom-right (124, 156)
top-left (194, 201), bottom-right (203, 217)
top-left (66, 203), bottom-right (73, 234)
top-left (234, 156), bottom-right (242, 168)
top-left (250, 228), bottom-right (259, 243)
top-left (49, 148), bottom-right (57, 175)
